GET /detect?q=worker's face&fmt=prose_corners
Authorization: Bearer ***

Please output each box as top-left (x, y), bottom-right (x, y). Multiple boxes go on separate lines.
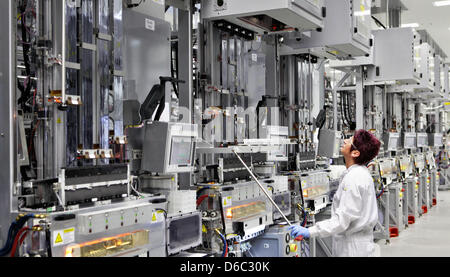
top-left (341, 136), bottom-right (361, 160)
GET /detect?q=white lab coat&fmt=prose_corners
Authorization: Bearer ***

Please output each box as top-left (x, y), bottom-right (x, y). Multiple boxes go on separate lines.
top-left (308, 164), bottom-right (380, 257)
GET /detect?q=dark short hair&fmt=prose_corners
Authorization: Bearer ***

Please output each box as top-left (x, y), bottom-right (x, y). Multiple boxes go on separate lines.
top-left (352, 130), bottom-right (381, 165)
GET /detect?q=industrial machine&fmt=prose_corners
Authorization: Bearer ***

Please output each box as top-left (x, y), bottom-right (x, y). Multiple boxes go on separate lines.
top-left (0, 0), bottom-right (448, 258)
top-left (281, 0), bottom-right (372, 59)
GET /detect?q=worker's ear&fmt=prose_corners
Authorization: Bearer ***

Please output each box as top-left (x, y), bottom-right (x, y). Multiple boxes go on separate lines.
top-left (351, 150), bottom-right (360, 159)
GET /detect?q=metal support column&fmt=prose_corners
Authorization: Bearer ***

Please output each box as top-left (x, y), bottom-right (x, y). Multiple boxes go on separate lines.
top-left (178, 0), bottom-right (193, 123)
top-left (0, 0), bottom-right (15, 245)
top-left (177, 1), bottom-right (193, 189)
top-left (355, 67), bottom-right (364, 130)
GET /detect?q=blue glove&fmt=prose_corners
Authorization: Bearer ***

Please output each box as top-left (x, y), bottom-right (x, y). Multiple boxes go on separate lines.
top-left (288, 225), bottom-right (310, 239)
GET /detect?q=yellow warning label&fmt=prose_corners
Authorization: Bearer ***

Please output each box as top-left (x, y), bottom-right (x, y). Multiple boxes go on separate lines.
top-left (55, 233), bottom-right (63, 244)
top-left (222, 196), bottom-right (232, 207)
top-left (53, 227), bottom-right (75, 247)
top-left (152, 213), bottom-right (157, 222)
top-left (202, 224), bottom-right (207, 233)
top-left (57, 118), bottom-right (62, 124)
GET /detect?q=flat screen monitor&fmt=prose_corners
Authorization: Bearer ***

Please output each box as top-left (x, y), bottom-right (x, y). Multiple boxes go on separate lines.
top-left (434, 134), bottom-right (443, 146)
top-left (169, 136), bottom-right (194, 166)
top-left (404, 136), bottom-right (416, 149)
top-left (388, 137), bottom-right (399, 150)
top-left (417, 134), bottom-right (428, 147)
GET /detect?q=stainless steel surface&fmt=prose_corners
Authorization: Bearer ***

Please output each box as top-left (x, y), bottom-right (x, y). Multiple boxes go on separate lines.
top-left (201, 0), bottom-right (324, 34)
top-left (123, 11), bottom-right (171, 104)
top-left (281, 0), bottom-right (372, 58)
top-left (0, 0), bottom-right (15, 245)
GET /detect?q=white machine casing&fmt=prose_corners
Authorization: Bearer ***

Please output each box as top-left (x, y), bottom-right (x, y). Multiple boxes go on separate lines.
top-left (201, 0), bottom-right (324, 34)
top-left (281, 0), bottom-right (372, 59)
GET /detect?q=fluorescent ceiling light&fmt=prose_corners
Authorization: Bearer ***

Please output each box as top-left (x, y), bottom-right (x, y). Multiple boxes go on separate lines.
top-left (401, 23), bottom-right (419, 28)
top-left (433, 1), bottom-right (450, 7)
top-left (354, 10), bottom-right (370, 16)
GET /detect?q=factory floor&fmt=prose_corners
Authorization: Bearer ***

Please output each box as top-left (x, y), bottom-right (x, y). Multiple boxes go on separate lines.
top-left (377, 189), bottom-right (450, 257)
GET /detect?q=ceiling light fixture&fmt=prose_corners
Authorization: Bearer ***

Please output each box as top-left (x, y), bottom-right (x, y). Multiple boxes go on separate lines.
top-left (433, 1), bottom-right (450, 7)
top-left (401, 23), bottom-right (420, 28)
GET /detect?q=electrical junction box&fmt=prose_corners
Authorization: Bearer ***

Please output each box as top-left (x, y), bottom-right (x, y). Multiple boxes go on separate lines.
top-left (418, 42), bottom-right (435, 91)
top-left (280, 0), bottom-right (372, 59)
top-left (249, 225), bottom-right (302, 257)
top-left (201, 0), bottom-right (324, 34)
top-left (368, 27), bottom-right (422, 85)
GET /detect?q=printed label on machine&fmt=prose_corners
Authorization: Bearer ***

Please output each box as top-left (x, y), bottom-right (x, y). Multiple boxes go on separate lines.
top-left (145, 18), bottom-right (155, 31)
top-left (52, 227), bottom-right (75, 247)
top-left (222, 196), bottom-right (232, 208)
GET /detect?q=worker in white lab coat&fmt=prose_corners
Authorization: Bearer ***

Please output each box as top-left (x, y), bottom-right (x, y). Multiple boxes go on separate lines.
top-left (289, 129), bottom-right (381, 257)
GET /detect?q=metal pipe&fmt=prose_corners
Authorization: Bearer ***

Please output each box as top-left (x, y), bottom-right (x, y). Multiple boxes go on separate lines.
top-left (61, 0), bottom-right (66, 105)
top-left (232, 149), bottom-right (292, 226)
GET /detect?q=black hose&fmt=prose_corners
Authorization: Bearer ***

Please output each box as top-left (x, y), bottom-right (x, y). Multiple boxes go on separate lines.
top-left (344, 92), bottom-right (353, 126)
top-left (372, 16), bottom-right (387, 30)
top-left (45, 229), bottom-right (52, 257)
top-left (0, 215), bottom-right (34, 257)
top-left (218, 194), bottom-right (227, 234)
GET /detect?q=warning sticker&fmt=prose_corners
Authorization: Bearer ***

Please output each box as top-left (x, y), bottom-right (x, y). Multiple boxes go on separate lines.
top-left (53, 227), bottom-right (75, 247)
top-left (222, 196), bottom-right (232, 208)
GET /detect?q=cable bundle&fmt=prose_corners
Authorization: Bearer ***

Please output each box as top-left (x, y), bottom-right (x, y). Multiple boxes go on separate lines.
top-left (0, 214), bottom-right (36, 257)
top-left (214, 229), bottom-right (228, 257)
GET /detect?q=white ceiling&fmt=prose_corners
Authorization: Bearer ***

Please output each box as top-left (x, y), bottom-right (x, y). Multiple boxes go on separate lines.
top-left (400, 0), bottom-right (450, 62)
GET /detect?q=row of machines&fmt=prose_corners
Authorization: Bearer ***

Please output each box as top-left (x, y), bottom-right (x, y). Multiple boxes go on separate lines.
top-left (371, 133), bottom-right (444, 242)
top-left (2, 0), bottom-right (449, 258)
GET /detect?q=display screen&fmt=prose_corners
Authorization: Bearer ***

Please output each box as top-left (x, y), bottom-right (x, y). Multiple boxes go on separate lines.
top-left (417, 135), bottom-right (428, 147)
top-left (404, 136), bottom-right (416, 148)
top-left (169, 136), bottom-right (193, 166)
top-left (388, 137), bottom-right (398, 150)
top-left (434, 135), bottom-right (443, 146)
